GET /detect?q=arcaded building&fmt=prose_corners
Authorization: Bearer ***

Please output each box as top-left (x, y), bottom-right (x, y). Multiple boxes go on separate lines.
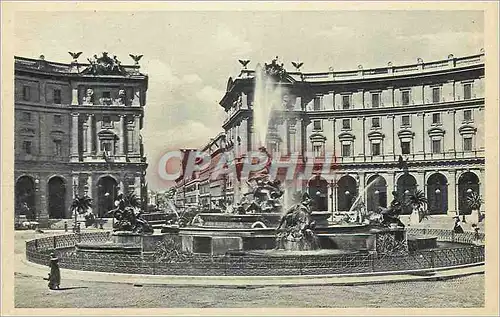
top-left (14, 53), bottom-right (148, 224)
top-left (217, 51), bottom-right (485, 217)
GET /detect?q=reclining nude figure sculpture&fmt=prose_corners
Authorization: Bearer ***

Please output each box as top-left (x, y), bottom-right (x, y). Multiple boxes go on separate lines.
top-left (275, 192), bottom-right (319, 251)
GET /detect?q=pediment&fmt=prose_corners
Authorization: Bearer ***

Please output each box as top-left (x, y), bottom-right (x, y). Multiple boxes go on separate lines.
top-left (458, 124), bottom-right (477, 135)
top-left (397, 129), bottom-right (415, 139)
top-left (367, 131), bottom-right (385, 140)
top-left (310, 132), bottom-right (326, 142)
top-left (19, 127), bottom-right (35, 135)
top-left (338, 132), bottom-right (355, 141)
top-left (427, 127), bottom-right (445, 137)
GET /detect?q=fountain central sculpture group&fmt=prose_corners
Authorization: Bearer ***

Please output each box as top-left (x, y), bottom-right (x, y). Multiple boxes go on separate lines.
top-left (275, 192), bottom-right (319, 251)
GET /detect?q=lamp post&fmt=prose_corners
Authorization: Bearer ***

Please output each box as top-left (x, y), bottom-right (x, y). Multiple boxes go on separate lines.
top-left (72, 178), bottom-right (78, 230)
top-left (329, 179), bottom-right (337, 216)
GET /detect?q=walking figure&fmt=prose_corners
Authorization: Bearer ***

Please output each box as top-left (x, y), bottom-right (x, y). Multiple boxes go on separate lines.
top-left (453, 216), bottom-right (464, 233)
top-left (45, 253), bottom-right (61, 290)
top-left (64, 221), bottom-right (68, 233)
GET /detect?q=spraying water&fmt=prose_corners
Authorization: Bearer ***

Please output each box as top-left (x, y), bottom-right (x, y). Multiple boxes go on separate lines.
top-left (165, 199), bottom-right (180, 220)
top-left (253, 64), bottom-right (284, 148)
top-left (348, 178), bottom-right (379, 213)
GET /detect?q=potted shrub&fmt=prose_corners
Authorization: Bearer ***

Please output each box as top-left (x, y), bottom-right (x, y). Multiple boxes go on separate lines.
top-left (407, 189), bottom-right (428, 225)
top-left (466, 192), bottom-right (484, 223)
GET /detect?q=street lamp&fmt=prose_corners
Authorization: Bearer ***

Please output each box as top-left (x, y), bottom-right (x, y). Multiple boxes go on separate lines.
top-left (72, 179), bottom-right (78, 230)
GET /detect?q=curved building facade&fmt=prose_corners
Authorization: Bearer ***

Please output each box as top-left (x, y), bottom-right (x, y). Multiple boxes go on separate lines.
top-left (14, 53), bottom-right (148, 224)
top-left (218, 51), bottom-right (485, 217)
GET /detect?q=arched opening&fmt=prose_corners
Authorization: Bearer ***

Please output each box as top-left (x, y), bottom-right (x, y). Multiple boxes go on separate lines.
top-left (397, 173), bottom-right (417, 215)
top-left (458, 172), bottom-right (479, 215)
top-left (308, 177), bottom-right (328, 211)
top-left (426, 173), bottom-right (448, 215)
top-left (97, 176), bottom-right (118, 218)
top-left (15, 176), bottom-right (36, 220)
top-left (337, 175), bottom-right (357, 212)
top-left (366, 175), bottom-right (387, 212)
top-left (48, 177), bottom-right (66, 219)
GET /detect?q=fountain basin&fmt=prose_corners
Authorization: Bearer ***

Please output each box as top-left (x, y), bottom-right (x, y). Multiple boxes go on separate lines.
top-left (75, 231), bottom-right (161, 255)
top-left (407, 235), bottom-right (438, 251)
top-left (195, 211), bottom-right (331, 229)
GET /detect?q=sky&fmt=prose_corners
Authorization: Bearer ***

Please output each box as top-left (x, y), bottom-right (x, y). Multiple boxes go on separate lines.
top-left (13, 10), bottom-right (484, 190)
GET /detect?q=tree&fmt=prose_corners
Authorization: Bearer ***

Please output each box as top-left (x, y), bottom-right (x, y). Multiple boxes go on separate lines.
top-left (466, 192), bottom-right (484, 223)
top-left (70, 195), bottom-right (92, 228)
top-left (407, 189), bottom-right (428, 224)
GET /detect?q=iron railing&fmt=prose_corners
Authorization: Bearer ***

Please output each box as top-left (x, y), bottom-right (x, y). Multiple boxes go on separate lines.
top-left (26, 229), bottom-right (484, 276)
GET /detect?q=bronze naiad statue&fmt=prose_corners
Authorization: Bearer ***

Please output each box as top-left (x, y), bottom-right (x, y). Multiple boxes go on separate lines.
top-left (107, 193), bottom-right (154, 234)
top-left (378, 191), bottom-right (405, 228)
top-left (275, 192), bottom-right (318, 251)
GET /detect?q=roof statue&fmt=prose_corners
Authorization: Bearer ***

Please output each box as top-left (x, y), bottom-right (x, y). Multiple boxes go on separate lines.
top-left (263, 56), bottom-right (287, 81)
top-left (82, 52), bottom-right (127, 75)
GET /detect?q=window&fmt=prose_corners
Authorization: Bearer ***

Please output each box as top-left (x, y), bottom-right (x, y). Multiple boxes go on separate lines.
top-left (401, 141), bottom-right (411, 154)
top-left (432, 113), bottom-right (441, 124)
top-left (54, 114), bottom-right (62, 125)
top-left (313, 98), bottom-right (321, 111)
top-left (22, 112), bottom-right (31, 122)
top-left (371, 93), bottom-right (380, 108)
top-left (463, 137), bottom-right (473, 152)
top-left (313, 120), bottom-right (322, 130)
top-left (101, 140), bottom-right (113, 155)
top-left (53, 139), bottom-right (62, 156)
top-left (464, 84), bottom-right (472, 100)
top-left (371, 143), bottom-right (381, 156)
top-left (22, 86), bottom-right (31, 101)
top-left (432, 140), bottom-right (441, 154)
top-left (313, 144), bottom-right (324, 157)
top-left (342, 119), bottom-right (351, 129)
top-left (342, 95), bottom-right (351, 109)
top-left (401, 115), bottom-right (410, 127)
top-left (22, 141), bottom-right (32, 154)
top-left (341, 144), bottom-right (351, 157)
top-left (464, 110), bottom-right (472, 122)
top-left (371, 117), bottom-right (380, 128)
top-left (401, 90), bottom-right (410, 106)
top-left (432, 87), bottom-right (440, 103)
top-left (53, 89), bottom-right (62, 104)
top-left (102, 115), bottom-right (112, 128)
top-left (102, 91), bottom-right (111, 99)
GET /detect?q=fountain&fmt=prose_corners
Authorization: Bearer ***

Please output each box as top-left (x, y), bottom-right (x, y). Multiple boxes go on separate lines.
top-left (75, 192), bottom-right (156, 255)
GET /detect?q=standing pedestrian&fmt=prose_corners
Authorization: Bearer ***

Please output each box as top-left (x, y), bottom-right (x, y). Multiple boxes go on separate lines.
top-left (453, 216), bottom-right (464, 233)
top-left (64, 221), bottom-right (68, 233)
top-left (47, 253), bottom-right (60, 290)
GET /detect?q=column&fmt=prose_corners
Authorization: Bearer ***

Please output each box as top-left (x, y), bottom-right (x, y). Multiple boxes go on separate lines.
top-left (134, 175), bottom-right (141, 198)
top-left (447, 170), bottom-right (457, 215)
top-left (84, 174), bottom-right (92, 198)
top-left (85, 114), bottom-right (93, 156)
top-left (72, 174), bottom-right (79, 198)
top-left (70, 113), bottom-right (79, 162)
top-left (386, 172), bottom-right (395, 194)
top-left (132, 88), bottom-right (141, 106)
top-left (296, 119), bottom-right (304, 156)
top-left (281, 119), bottom-right (289, 156)
top-left (72, 88), bottom-right (79, 105)
top-left (416, 171), bottom-right (426, 194)
top-left (118, 115), bottom-right (125, 157)
top-left (133, 115), bottom-right (141, 153)
top-left (241, 93), bottom-right (248, 110)
top-left (359, 172), bottom-right (366, 208)
top-left (479, 169), bottom-right (485, 213)
top-left (388, 87), bottom-right (394, 107)
top-left (327, 180), bottom-right (333, 214)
